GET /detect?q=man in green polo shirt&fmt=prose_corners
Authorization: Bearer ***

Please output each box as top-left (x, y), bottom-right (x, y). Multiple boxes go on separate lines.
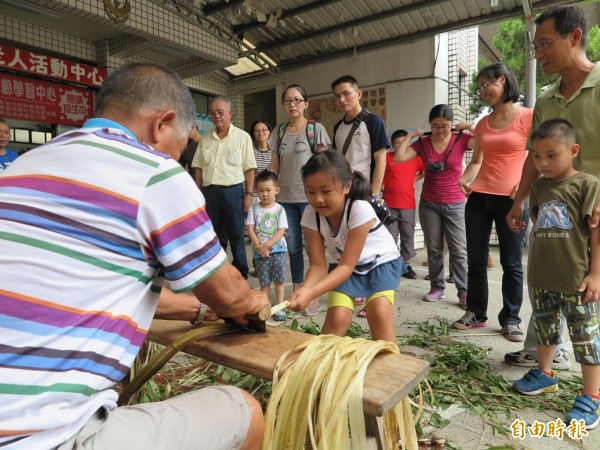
top-left (506, 5), bottom-right (600, 370)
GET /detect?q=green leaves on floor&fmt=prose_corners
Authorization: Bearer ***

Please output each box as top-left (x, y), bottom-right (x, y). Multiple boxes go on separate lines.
top-left (400, 319), bottom-right (581, 437)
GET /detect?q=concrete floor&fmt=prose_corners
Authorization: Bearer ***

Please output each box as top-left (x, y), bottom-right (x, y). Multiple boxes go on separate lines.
top-left (244, 243), bottom-right (598, 449)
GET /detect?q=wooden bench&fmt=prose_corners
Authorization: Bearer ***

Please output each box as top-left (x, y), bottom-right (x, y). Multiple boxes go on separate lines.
top-left (147, 319), bottom-right (430, 450)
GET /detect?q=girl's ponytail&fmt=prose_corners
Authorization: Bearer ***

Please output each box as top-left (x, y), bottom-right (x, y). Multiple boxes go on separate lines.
top-left (348, 171), bottom-right (371, 201)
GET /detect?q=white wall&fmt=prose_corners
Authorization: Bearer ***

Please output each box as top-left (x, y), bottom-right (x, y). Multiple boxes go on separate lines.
top-left (235, 37), bottom-right (446, 134)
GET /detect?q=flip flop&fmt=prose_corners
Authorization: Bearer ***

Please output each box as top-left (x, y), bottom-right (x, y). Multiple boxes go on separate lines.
top-left (357, 307), bottom-right (367, 319)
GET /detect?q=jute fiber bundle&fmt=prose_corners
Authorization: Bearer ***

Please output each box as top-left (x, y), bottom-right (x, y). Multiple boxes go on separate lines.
top-left (262, 335), bottom-right (418, 450)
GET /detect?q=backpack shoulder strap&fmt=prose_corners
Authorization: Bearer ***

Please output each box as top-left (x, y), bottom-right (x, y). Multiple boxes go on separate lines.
top-left (332, 118), bottom-right (344, 150)
top-left (277, 122), bottom-right (288, 149)
top-left (347, 197), bottom-right (384, 233)
top-left (346, 197), bottom-right (355, 225)
top-left (306, 119), bottom-right (316, 153)
top-left (316, 210), bottom-right (321, 234)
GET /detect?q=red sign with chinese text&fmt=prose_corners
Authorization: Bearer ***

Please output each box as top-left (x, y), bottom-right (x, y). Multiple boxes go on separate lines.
top-left (0, 73), bottom-right (93, 125)
top-left (0, 44), bottom-right (106, 88)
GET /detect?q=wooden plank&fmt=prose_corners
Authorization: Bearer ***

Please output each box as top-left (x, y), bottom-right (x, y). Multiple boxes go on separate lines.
top-left (365, 415), bottom-right (391, 450)
top-left (147, 320), bottom-right (430, 417)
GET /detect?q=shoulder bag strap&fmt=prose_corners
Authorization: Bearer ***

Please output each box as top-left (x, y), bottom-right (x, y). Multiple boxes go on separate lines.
top-left (442, 131), bottom-right (463, 163)
top-left (341, 109), bottom-right (369, 156)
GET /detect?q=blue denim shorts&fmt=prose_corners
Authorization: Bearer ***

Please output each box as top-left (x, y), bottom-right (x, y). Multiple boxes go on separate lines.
top-left (327, 257), bottom-right (405, 298)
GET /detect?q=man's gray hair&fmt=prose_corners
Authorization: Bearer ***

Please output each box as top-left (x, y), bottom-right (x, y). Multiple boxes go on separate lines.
top-left (95, 62), bottom-right (196, 140)
top-left (209, 96), bottom-right (232, 111)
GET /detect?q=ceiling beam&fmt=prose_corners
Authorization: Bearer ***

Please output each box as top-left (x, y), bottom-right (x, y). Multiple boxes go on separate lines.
top-left (478, 35), bottom-right (501, 63)
top-left (155, 0), bottom-right (281, 75)
top-left (277, 0), bottom-right (572, 71)
top-left (257, 0), bottom-right (445, 52)
top-left (233, 0), bottom-right (342, 35)
top-left (170, 58), bottom-right (223, 78)
top-left (204, 0), bottom-right (245, 16)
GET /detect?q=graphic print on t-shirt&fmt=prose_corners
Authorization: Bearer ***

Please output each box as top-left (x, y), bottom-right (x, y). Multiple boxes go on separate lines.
top-left (536, 200), bottom-right (573, 230)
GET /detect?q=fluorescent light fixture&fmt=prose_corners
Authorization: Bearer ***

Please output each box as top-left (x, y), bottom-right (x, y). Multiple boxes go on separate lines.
top-left (14, 129), bottom-right (29, 143)
top-left (223, 37), bottom-right (278, 76)
top-left (31, 131), bottom-right (46, 144)
top-left (2, 0), bottom-right (65, 20)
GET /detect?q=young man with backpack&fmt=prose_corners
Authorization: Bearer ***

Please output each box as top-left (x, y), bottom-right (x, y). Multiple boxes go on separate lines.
top-left (332, 75), bottom-right (391, 316)
top-left (331, 75), bottom-right (389, 197)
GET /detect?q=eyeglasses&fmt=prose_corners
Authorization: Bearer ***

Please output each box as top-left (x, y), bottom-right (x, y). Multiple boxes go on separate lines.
top-left (430, 124), bottom-right (451, 131)
top-left (530, 33), bottom-right (568, 56)
top-left (475, 79), bottom-right (498, 97)
top-left (333, 90), bottom-right (357, 100)
top-left (283, 98), bottom-right (306, 106)
top-left (254, 128), bottom-right (269, 133)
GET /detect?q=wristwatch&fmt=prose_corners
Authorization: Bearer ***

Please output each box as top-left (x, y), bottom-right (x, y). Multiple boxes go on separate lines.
top-left (191, 303), bottom-right (207, 327)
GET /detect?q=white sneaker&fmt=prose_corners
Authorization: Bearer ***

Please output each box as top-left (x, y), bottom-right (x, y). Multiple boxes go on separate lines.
top-left (504, 348), bottom-right (571, 370)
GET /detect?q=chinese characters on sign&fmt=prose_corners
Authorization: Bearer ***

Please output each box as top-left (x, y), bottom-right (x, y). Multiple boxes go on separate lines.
top-left (0, 73), bottom-right (93, 126)
top-left (511, 418), bottom-right (588, 440)
top-left (0, 44), bottom-right (107, 88)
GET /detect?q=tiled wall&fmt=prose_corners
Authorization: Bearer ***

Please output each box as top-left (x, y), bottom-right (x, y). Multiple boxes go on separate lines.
top-left (414, 224), bottom-right (425, 250)
top-left (1, 1), bottom-right (241, 123)
top-left (0, 16), bottom-right (95, 61)
top-left (63, 0), bottom-right (236, 62)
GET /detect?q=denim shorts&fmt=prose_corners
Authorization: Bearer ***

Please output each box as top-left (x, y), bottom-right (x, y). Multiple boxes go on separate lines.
top-left (255, 252), bottom-right (286, 286)
top-left (327, 257), bottom-right (405, 299)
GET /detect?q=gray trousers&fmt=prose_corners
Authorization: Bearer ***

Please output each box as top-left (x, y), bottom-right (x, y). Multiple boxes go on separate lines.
top-left (55, 387), bottom-right (250, 450)
top-left (524, 226), bottom-right (567, 356)
top-left (419, 199), bottom-right (468, 295)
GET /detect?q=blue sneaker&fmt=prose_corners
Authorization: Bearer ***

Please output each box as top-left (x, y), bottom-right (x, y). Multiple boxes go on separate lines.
top-left (513, 369), bottom-right (558, 395)
top-left (566, 393), bottom-right (600, 430)
top-left (273, 311), bottom-right (287, 322)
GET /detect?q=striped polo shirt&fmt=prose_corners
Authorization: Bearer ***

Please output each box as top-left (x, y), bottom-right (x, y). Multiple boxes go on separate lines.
top-left (0, 119), bottom-right (226, 449)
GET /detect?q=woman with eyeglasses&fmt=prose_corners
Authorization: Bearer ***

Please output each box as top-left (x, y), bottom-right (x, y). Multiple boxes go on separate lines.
top-left (394, 104), bottom-right (474, 309)
top-left (270, 84), bottom-right (331, 314)
top-left (451, 63), bottom-right (532, 339)
top-left (248, 119), bottom-right (273, 203)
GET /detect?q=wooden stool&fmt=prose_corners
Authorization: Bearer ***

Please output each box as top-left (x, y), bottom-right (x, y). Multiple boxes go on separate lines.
top-left (147, 320), bottom-right (429, 450)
